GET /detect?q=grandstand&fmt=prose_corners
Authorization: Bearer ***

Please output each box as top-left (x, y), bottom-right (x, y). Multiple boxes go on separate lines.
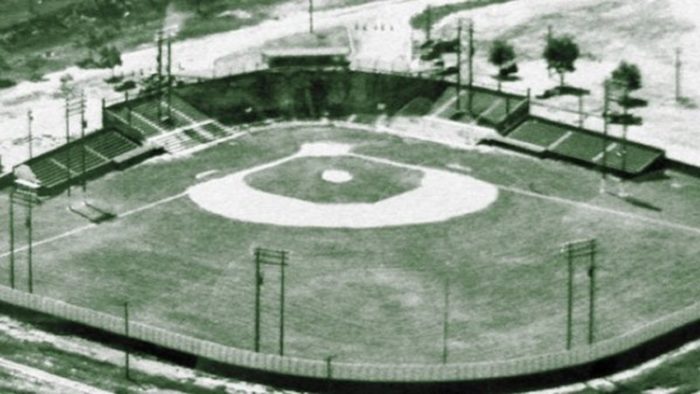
top-left (18, 128), bottom-right (149, 194)
top-left (504, 117), bottom-right (664, 175)
top-left (105, 93), bottom-right (233, 154)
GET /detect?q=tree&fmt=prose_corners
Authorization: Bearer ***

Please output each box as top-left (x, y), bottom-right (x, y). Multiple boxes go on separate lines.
top-left (488, 40), bottom-right (517, 79)
top-left (543, 35), bottom-right (580, 88)
top-left (611, 61), bottom-right (641, 105)
top-left (99, 45), bottom-right (122, 75)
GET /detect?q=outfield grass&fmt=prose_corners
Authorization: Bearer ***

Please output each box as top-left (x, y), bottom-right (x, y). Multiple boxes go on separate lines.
top-left (245, 156), bottom-right (423, 203)
top-left (0, 125), bottom-right (698, 364)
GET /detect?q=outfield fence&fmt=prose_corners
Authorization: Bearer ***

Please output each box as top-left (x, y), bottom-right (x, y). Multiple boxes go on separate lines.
top-left (0, 268), bottom-right (697, 382)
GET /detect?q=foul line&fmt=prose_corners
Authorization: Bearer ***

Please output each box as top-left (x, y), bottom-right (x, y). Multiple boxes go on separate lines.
top-left (499, 185), bottom-right (700, 236)
top-left (0, 192), bottom-right (187, 258)
top-left (356, 150), bottom-right (700, 236)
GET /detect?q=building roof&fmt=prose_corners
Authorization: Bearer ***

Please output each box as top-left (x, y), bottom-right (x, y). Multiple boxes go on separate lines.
top-left (262, 47), bottom-right (351, 58)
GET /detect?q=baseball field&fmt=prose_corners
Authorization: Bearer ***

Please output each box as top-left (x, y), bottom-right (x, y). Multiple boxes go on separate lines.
top-left (1, 123), bottom-right (698, 364)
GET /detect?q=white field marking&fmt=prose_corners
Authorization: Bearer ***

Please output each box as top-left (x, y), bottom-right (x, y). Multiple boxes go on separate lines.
top-left (322, 169), bottom-right (353, 183)
top-left (592, 142), bottom-right (619, 163)
top-left (475, 98), bottom-right (504, 121)
top-left (348, 150), bottom-right (700, 236)
top-left (0, 192), bottom-right (187, 258)
top-left (188, 143), bottom-right (499, 228)
top-left (195, 169), bottom-right (219, 180)
top-left (547, 131), bottom-right (573, 150)
top-left (431, 90), bottom-right (465, 117)
top-left (498, 184), bottom-right (700, 236)
top-left (0, 356), bottom-right (111, 394)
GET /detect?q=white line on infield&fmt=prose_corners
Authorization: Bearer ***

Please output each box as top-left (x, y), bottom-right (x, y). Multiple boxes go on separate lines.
top-left (0, 192), bottom-right (187, 258)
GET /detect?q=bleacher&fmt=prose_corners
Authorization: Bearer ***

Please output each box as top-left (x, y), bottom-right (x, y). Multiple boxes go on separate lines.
top-left (430, 86), bottom-right (528, 131)
top-left (106, 93), bottom-right (235, 154)
top-left (22, 129), bottom-right (143, 193)
top-left (504, 117), bottom-right (664, 175)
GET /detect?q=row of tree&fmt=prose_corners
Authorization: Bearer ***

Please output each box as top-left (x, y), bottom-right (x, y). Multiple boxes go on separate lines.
top-left (487, 35), bottom-right (642, 101)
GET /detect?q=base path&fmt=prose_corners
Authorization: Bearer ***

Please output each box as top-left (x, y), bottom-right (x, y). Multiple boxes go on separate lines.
top-left (188, 143), bottom-right (499, 228)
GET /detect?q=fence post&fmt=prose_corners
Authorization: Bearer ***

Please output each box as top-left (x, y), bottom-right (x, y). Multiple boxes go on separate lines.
top-left (124, 301), bottom-right (131, 380)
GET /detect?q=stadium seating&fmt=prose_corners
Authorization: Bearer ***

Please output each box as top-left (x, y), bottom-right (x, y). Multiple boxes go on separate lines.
top-left (504, 117), bottom-right (663, 175)
top-left (25, 129), bottom-right (142, 192)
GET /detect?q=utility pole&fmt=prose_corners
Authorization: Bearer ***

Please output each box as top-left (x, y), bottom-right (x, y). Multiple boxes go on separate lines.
top-left (26, 194), bottom-right (33, 294)
top-left (468, 20), bottom-right (474, 88)
top-left (8, 188), bottom-right (15, 289)
top-left (309, 0), bottom-right (314, 34)
top-left (65, 96), bottom-right (71, 197)
top-left (578, 95), bottom-right (584, 128)
top-left (167, 36), bottom-right (173, 122)
top-left (565, 244), bottom-right (573, 350)
top-left (253, 248), bottom-right (289, 355)
top-left (601, 80), bottom-right (610, 193)
top-left (442, 277), bottom-right (450, 364)
top-left (80, 91), bottom-right (86, 194)
top-left (562, 239), bottom-right (597, 349)
top-left (547, 25), bottom-right (553, 77)
top-left (587, 241), bottom-right (597, 345)
top-left (325, 355), bottom-right (336, 393)
top-left (456, 19), bottom-right (462, 112)
top-left (675, 47), bottom-right (682, 102)
top-left (467, 20), bottom-right (474, 113)
top-left (156, 31), bottom-right (164, 121)
top-left (65, 93), bottom-right (85, 196)
top-left (27, 110), bottom-right (33, 159)
top-left (124, 301), bottom-right (131, 380)
top-left (254, 249), bottom-right (261, 352)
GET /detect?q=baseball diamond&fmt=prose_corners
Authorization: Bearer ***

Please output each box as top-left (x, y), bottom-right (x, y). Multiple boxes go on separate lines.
top-left (1, 2), bottom-right (699, 392)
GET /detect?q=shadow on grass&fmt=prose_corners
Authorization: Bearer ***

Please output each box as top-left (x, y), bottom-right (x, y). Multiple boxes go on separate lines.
top-left (606, 190), bottom-right (663, 212)
top-left (537, 85), bottom-right (591, 99)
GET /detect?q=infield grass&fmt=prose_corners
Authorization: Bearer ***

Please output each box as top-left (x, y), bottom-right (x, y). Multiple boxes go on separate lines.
top-left (0, 125), bottom-right (698, 364)
top-left (245, 156), bottom-right (423, 204)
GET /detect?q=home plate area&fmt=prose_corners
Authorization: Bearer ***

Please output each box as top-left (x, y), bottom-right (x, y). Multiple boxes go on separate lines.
top-left (188, 143), bottom-right (499, 228)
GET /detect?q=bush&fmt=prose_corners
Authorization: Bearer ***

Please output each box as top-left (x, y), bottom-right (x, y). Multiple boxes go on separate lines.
top-left (115, 80), bottom-right (136, 92)
top-left (0, 79), bottom-right (16, 89)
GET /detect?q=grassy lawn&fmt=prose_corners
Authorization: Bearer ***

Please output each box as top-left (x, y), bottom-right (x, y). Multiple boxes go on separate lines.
top-left (0, 328), bottom-right (232, 393)
top-left (245, 156), bottom-right (423, 203)
top-left (0, 125), bottom-right (698, 365)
